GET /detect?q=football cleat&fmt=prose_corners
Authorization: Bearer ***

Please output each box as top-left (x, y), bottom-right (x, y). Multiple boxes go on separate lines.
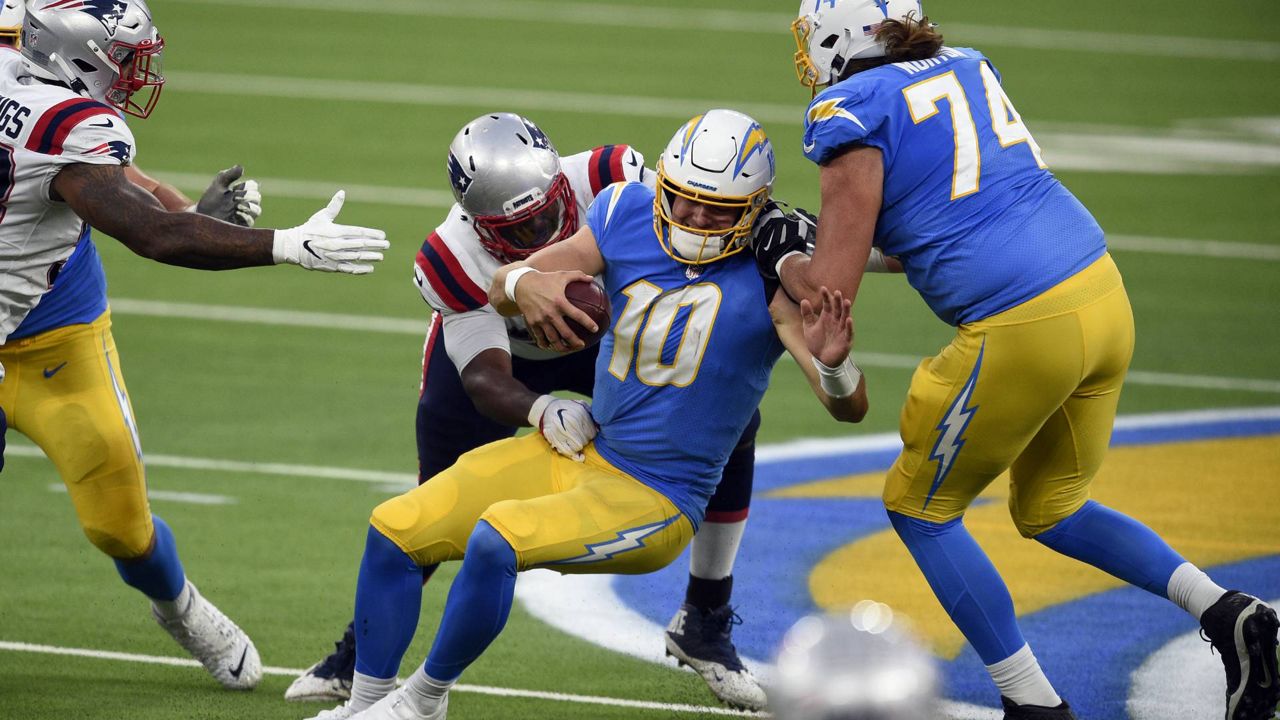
top-left (1199, 591), bottom-right (1280, 720)
top-left (1000, 696), bottom-right (1077, 719)
top-left (151, 581), bottom-right (261, 690)
top-left (665, 603), bottom-right (767, 711)
top-left (351, 687), bottom-right (448, 720)
top-left (305, 703), bottom-right (356, 720)
top-left (286, 622), bottom-right (356, 702)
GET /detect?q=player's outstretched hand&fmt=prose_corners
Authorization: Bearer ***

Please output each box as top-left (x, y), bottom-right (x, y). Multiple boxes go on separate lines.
top-left (195, 165), bottom-right (263, 227)
top-left (751, 200), bottom-right (817, 281)
top-left (272, 191), bottom-right (389, 274)
top-left (511, 269), bottom-right (598, 351)
top-left (530, 396), bottom-right (597, 462)
top-left (801, 286), bottom-right (853, 368)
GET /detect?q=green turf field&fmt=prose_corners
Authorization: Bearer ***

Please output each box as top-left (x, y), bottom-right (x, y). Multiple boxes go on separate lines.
top-left (2, 1), bottom-right (1278, 718)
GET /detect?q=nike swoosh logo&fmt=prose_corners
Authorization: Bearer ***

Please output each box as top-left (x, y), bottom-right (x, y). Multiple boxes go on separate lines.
top-left (301, 240), bottom-right (321, 260)
top-left (803, 141), bottom-right (816, 153)
top-left (43, 362), bottom-right (68, 378)
top-left (626, 152), bottom-right (639, 167)
top-left (90, 119), bottom-right (113, 128)
top-left (228, 646), bottom-right (248, 679)
top-left (556, 409), bottom-right (569, 426)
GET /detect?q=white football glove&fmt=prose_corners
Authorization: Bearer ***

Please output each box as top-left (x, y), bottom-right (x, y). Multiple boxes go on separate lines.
top-left (529, 395), bottom-right (597, 462)
top-left (272, 191), bottom-right (388, 275)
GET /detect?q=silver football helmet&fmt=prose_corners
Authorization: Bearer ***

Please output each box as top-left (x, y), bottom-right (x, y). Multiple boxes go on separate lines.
top-left (771, 602), bottom-right (940, 720)
top-left (21, 0), bottom-right (164, 117)
top-left (0, 0), bottom-right (24, 47)
top-left (446, 112), bottom-right (578, 263)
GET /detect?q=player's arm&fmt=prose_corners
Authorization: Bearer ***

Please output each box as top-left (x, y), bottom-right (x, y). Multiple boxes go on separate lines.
top-left (52, 163), bottom-right (384, 273)
top-left (124, 164), bottom-right (191, 211)
top-left (488, 225), bottom-right (604, 350)
top-left (775, 146), bottom-right (884, 307)
top-left (126, 164), bottom-right (263, 226)
top-left (769, 286), bottom-right (868, 423)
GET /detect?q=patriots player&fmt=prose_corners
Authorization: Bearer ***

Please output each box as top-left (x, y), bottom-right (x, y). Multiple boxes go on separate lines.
top-left (763, 2), bottom-right (1280, 719)
top-left (307, 109), bottom-right (868, 720)
top-left (290, 112), bottom-right (767, 711)
top-left (0, 0), bottom-right (386, 690)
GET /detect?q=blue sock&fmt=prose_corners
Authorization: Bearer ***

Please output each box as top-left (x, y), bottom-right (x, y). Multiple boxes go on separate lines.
top-left (1035, 500), bottom-right (1185, 597)
top-left (114, 515), bottom-right (186, 601)
top-left (354, 525), bottom-right (425, 679)
top-left (888, 510), bottom-right (1026, 665)
top-left (424, 521), bottom-right (518, 682)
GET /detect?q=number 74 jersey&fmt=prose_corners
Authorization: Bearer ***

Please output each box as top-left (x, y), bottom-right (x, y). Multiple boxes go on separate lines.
top-left (803, 46), bottom-right (1106, 327)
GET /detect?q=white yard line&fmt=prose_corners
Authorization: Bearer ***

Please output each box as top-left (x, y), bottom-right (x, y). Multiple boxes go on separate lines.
top-left (106, 297), bottom-right (1280, 395)
top-left (162, 0), bottom-right (1280, 62)
top-left (46, 484), bottom-right (237, 505)
top-left (0, 640), bottom-right (763, 717)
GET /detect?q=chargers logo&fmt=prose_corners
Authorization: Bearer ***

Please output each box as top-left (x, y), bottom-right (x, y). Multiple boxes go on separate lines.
top-left (446, 151), bottom-right (472, 198)
top-left (732, 122), bottom-right (771, 180)
top-left (44, 0), bottom-right (128, 35)
top-left (807, 98), bottom-right (868, 131)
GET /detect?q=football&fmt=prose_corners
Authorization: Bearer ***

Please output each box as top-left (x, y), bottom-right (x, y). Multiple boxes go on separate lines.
top-left (563, 279), bottom-right (611, 349)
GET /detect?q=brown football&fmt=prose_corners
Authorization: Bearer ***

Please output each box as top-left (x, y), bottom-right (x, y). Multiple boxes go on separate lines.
top-left (562, 279), bottom-right (611, 349)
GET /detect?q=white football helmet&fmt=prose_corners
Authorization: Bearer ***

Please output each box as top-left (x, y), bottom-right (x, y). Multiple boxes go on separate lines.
top-left (0, 1), bottom-right (23, 47)
top-left (655, 109), bottom-right (774, 265)
top-left (771, 602), bottom-right (940, 720)
top-left (21, 0), bottom-right (164, 117)
top-left (793, 0), bottom-right (924, 92)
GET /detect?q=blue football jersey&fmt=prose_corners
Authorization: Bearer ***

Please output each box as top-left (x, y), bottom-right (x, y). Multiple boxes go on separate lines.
top-left (586, 182), bottom-right (784, 528)
top-left (803, 47), bottom-right (1106, 326)
top-left (11, 227), bottom-right (108, 340)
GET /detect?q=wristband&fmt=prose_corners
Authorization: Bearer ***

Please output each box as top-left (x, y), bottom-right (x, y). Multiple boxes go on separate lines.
top-left (527, 394), bottom-right (554, 427)
top-left (811, 356), bottom-right (862, 399)
top-left (774, 250), bottom-right (805, 279)
top-left (504, 267), bottom-right (537, 304)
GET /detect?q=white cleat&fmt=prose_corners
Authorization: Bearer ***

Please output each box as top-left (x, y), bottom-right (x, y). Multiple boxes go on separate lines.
top-left (305, 702), bottom-right (357, 720)
top-left (151, 581), bottom-right (261, 690)
top-left (286, 659), bottom-right (354, 702)
top-left (351, 687), bottom-right (448, 720)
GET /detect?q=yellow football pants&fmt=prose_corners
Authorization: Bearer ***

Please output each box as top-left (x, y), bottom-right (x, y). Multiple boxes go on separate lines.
top-left (884, 253), bottom-right (1135, 537)
top-left (0, 310), bottom-right (154, 558)
top-left (371, 432), bottom-right (695, 574)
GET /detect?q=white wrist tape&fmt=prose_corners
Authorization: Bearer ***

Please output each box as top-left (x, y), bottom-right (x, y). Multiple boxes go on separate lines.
top-left (527, 394), bottom-right (554, 427)
top-left (866, 248), bottom-right (890, 273)
top-left (774, 250), bottom-right (805, 280)
top-left (504, 267), bottom-right (537, 304)
top-left (811, 356), bottom-right (862, 399)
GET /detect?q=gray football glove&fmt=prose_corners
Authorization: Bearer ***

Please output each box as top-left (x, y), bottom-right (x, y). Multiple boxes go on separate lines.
top-left (194, 165), bottom-right (262, 227)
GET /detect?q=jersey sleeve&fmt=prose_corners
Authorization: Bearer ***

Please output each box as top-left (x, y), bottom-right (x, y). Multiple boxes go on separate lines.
top-left (26, 100), bottom-right (136, 166)
top-left (585, 181), bottom-right (645, 258)
top-left (440, 306), bottom-right (511, 371)
top-left (412, 231), bottom-right (490, 316)
top-left (802, 83), bottom-right (887, 165)
top-left (584, 144), bottom-right (647, 197)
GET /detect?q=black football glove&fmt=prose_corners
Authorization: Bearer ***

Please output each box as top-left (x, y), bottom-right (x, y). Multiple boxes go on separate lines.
top-left (194, 165), bottom-right (262, 227)
top-left (751, 200), bottom-right (818, 281)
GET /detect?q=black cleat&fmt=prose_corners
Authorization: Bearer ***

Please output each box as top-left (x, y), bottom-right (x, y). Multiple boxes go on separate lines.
top-left (665, 603), bottom-right (767, 711)
top-left (1200, 591), bottom-right (1280, 720)
top-left (284, 622), bottom-right (356, 702)
top-left (1000, 696), bottom-right (1077, 719)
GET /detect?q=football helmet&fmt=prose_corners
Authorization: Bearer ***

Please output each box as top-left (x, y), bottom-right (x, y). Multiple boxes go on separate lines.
top-left (771, 602), bottom-right (939, 720)
top-left (0, 1), bottom-right (24, 47)
top-left (793, 0), bottom-right (923, 93)
top-left (655, 109), bottom-right (774, 265)
top-left (446, 112), bottom-right (578, 263)
top-left (21, 0), bottom-right (164, 118)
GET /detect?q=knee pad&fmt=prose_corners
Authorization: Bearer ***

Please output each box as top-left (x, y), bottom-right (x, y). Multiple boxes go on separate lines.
top-left (83, 516), bottom-right (153, 559)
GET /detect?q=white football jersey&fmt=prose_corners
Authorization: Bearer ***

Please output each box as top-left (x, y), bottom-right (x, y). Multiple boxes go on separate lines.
top-left (412, 144), bottom-right (650, 371)
top-left (0, 48), bottom-right (135, 343)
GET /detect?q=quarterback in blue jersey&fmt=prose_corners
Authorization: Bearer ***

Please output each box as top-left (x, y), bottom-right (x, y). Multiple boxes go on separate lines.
top-left (310, 109), bottom-right (867, 720)
top-left (765, 3), bottom-right (1280, 720)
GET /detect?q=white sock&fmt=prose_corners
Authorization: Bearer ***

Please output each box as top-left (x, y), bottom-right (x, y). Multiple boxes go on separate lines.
top-left (986, 644), bottom-right (1061, 707)
top-left (404, 666), bottom-right (453, 714)
top-left (350, 671), bottom-right (397, 712)
top-left (689, 519), bottom-right (747, 580)
top-left (1167, 562), bottom-right (1227, 620)
top-left (152, 581), bottom-right (193, 621)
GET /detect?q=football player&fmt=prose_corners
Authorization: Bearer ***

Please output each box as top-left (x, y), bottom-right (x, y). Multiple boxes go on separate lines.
top-left (761, 3), bottom-right (1280, 719)
top-left (289, 112), bottom-right (767, 710)
top-left (0, 0), bottom-right (386, 691)
top-left (306, 109), bottom-right (868, 720)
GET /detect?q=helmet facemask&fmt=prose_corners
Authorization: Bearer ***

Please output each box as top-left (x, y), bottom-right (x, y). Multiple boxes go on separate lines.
top-left (473, 171), bottom-right (579, 263)
top-left (654, 166), bottom-right (767, 265)
top-left (100, 37), bottom-right (164, 118)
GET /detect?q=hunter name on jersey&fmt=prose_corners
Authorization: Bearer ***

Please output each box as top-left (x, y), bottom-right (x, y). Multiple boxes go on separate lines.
top-left (412, 144), bottom-right (647, 370)
top-left (0, 48), bottom-right (134, 342)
